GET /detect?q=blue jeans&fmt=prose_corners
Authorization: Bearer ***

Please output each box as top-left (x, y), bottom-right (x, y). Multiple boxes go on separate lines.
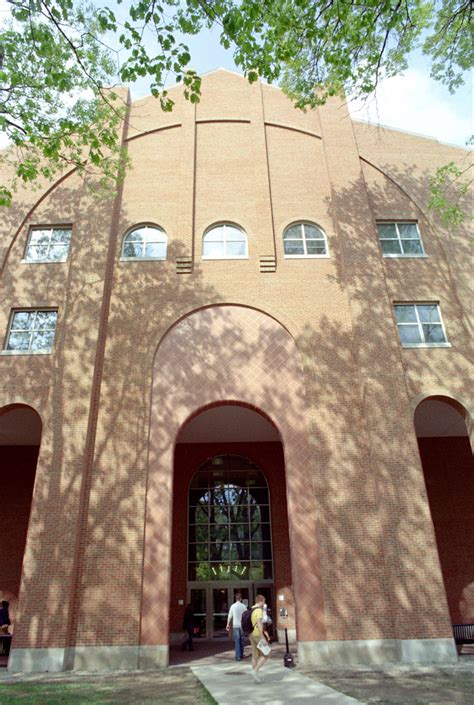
top-left (232, 627), bottom-right (244, 660)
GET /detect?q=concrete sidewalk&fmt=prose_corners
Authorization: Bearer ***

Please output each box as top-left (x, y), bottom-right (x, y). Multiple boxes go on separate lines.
top-left (192, 660), bottom-right (365, 705)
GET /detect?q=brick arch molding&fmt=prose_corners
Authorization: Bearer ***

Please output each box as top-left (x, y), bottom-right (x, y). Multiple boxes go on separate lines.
top-left (139, 303), bottom-right (327, 668)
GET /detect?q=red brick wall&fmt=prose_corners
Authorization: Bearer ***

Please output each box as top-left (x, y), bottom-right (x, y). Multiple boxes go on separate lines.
top-left (170, 441), bottom-right (292, 633)
top-left (417, 437), bottom-right (474, 623)
top-left (0, 446), bottom-right (38, 613)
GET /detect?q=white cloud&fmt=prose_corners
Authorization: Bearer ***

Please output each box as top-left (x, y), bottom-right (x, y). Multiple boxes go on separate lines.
top-left (348, 68), bottom-right (472, 148)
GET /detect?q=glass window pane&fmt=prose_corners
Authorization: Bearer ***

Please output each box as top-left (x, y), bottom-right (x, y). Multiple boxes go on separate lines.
top-left (231, 542), bottom-right (250, 560)
top-left (145, 228), bottom-right (167, 243)
top-left (27, 244), bottom-right (49, 260)
top-left (249, 563), bottom-right (264, 579)
top-left (126, 229), bottom-right (145, 242)
top-left (417, 305), bottom-right (440, 323)
top-left (303, 224), bottom-right (323, 239)
top-left (189, 563), bottom-right (211, 581)
top-left (225, 226), bottom-right (246, 242)
top-left (398, 223), bottom-right (419, 239)
top-left (51, 228), bottom-right (72, 244)
top-left (29, 229), bottom-right (50, 245)
top-left (398, 325), bottom-right (422, 344)
top-left (377, 223), bottom-right (397, 239)
top-left (381, 240), bottom-right (402, 255)
top-left (194, 544), bottom-right (209, 561)
top-left (422, 324), bottom-right (446, 343)
top-left (145, 242), bottom-right (167, 258)
top-left (401, 239), bottom-right (423, 254)
top-left (49, 244), bottom-right (69, 260)
top-left (209, 525), bottom-right (229, 542)
top-left (203, 241), bottom-right (225, 257)
top-left (229, 524), bottom-right (250, 541)
top-left (261, 542), bottom-right (272, 560)
top-left (224, 486), bottom-right (249, 504)
top-left (284, 226), bottom-right (302, 240)
top-left (284, 241), bottom-right (305, 255)
top-left (190, 506), bottom-right (209, 525)
top-left (189, 524), bottom-right (208, 542)
top-left (7, 331), bottom-right (31, 350)
top-left (11, 311), bottom-right (34, 330)
top-left (306, 240), bottom-right (326, 255)
top-left (395, 305), bottom-right (417, 323)
top-left (251, 543), bottom-right (263, 559)
top-left (204, 227), bottom-right (225, 242)
top-left (226, 241), bottom-right (246, 257)
top-left (263, 561), bottom-right (273, 579)
top-left (209, 506), bottom-right (229, 523)
top-left (123, 242), bottom-right (143, 258)
top-left (35, 311), bottom-right (57, 329)
top-left (31, 330), bottom-right (55, 351)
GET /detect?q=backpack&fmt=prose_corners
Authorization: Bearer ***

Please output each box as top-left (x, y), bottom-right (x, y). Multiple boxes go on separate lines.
top-left (241, 607), bottom-right (255, 635)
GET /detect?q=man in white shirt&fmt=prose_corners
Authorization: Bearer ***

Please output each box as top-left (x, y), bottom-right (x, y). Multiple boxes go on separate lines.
top-left (226, 592), bottom-right (247, 661)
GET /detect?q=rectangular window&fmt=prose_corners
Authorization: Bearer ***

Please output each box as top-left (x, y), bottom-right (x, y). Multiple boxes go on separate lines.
top-left (377, 222), bottom-right (425, 257)
top-left (5, 309), bottom-right (58, 353)
top-left (394, 303), bottom-right (449, 347)
top-left (25, 226), bottom-right (72, 262)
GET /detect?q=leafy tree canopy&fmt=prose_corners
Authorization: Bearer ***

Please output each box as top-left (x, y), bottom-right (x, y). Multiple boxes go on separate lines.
top-left (0, 0), bottom-right (472, 207)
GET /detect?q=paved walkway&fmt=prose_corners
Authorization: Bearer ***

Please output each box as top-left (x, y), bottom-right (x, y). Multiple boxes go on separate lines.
top-left (191, 648), bottom-right (364, 705)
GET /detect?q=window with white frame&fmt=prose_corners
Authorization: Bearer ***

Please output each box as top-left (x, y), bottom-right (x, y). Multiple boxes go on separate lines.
top-left (5, 309), bottom-right (58, 353)
top-left (394, 304), bottom-right (449, 346)
top-left (202, 223), bottom-right (248, 259)
top-left (283, 222), bottom-right (328, 257)
top-left (25, 226), bottom-right (72, 262)
top-left (122, 225), bottom-right (167, 259)
top-left (377, 222), bottom-right (425, 256)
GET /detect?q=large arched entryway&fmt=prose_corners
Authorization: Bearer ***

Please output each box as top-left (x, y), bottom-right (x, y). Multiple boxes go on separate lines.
top-left (414, 395), bottom-right (474, 627)
top-left (140, 304), bottom-right (326, 668)
top-left (0, 404), bottom-right (42, 665)
top-left (169, 403), bottom-right (293, 646)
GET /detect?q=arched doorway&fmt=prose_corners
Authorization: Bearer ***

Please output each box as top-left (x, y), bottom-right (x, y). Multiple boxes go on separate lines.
top-left (414, 396), bottom-right (474, 624)
top-left (0, 404), bottom-right (42, 665)
top-left (141, 304), bottom-right (326, 668)
top-left (168, 403), bottom-right (293, 647)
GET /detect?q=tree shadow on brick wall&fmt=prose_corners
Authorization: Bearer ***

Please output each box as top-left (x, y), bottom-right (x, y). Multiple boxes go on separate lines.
top-left (286, 161), bottom-right (473, 643)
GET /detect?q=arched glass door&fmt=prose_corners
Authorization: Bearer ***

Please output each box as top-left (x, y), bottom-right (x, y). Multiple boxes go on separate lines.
top-left (188, 455), bottom-right (273, 637)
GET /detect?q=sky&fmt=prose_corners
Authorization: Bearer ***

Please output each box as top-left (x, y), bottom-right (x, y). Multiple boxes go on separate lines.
top-left (1, 1), bottom-right (472, 148)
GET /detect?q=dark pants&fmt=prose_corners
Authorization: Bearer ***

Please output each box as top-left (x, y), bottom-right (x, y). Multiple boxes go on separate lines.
top-left (182, 624), bottom-right (193, 650)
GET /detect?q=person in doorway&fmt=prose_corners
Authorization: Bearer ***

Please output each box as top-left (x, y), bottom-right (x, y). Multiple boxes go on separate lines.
top-left (249, 594), bottom-right (271, 682)
top-left (0, 601), bottom-right (10, 634)
top-left (226, 592), bottom-right (247, 661)
top-left (181, 603), bottom-right (194, 651)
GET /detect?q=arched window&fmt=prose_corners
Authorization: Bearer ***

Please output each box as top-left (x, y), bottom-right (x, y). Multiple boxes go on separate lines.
top-left (121, 225), bottom-right (167, 260)
top-left (283, 222), bottom-right (328, 257)
top-left (202, 223), bottom-right (248, 259)
top-left (188, 455), bottom-right (273, 581)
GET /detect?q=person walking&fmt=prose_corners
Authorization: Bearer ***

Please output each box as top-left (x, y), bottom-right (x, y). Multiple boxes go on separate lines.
top-left (249, 594), bottom-right (271, 682)
top-left (226, 592), bottom-right (247, 661)
top-left (181, 603), bottom-right (194, 651)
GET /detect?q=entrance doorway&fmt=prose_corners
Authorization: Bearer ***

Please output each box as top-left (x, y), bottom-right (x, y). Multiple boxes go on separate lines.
top-left (189, 583), bottom-right (274, 639)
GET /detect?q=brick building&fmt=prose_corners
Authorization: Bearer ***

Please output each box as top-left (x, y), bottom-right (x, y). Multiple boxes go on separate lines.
top-left (1, 69), bottom-right (472, 672)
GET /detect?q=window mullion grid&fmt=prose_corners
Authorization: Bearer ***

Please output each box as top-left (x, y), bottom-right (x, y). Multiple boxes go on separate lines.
top-left (414, 305), bottom-right (425, 343)
top-left (394, 224), bottom-right (404, 254)
top-left (44, 229), bottom-right (53, 260)
top-left (28, 310), bottom-right (40, 350)
top-left (301, 224), bottom-right (308, 256)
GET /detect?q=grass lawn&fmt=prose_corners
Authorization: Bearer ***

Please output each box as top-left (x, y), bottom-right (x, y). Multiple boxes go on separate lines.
top-left (0, 668), bottom-right (217, 705)
top-left (301, 664), bottom-right (474, 705)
